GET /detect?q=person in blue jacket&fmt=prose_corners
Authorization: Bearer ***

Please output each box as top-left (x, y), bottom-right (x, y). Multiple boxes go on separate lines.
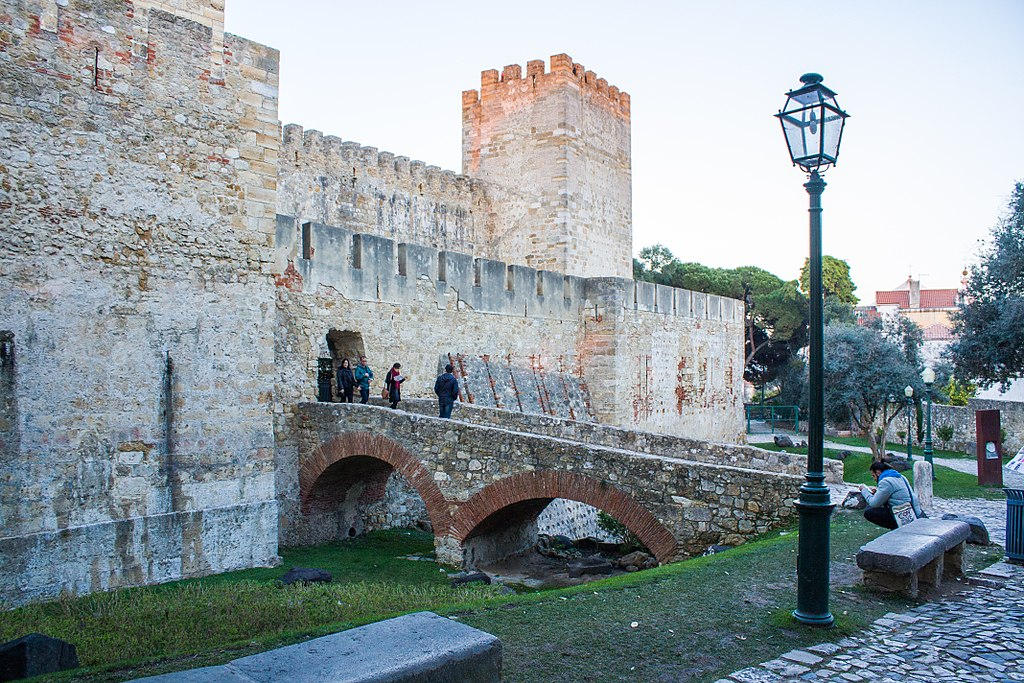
top-left (354, 356), bottom-right (373, 404)
top-left (860, 461), bottom-right (924, 529)
top-left (434, 364), bottom-right (460, 418)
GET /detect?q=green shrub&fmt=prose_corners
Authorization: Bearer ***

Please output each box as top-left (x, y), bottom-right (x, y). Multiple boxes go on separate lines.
top-left (936, 424), bottom-right (955, 445)
top-left (596, 511), bottom-right (646, 553)
top-left (897, 430), bottom-right (906, 441)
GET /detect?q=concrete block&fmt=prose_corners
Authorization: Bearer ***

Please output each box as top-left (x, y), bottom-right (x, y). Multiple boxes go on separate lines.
top-left (913, 460), bottom-right (933, 512)
top-left (654, 284), bottom-right (673, 314)
top-left (471, 258), bottom-right (511, 313)
top-left (275, 213), bottom-right (296, 256)
top-left (634, 280), bottom-right (655, 311)
top-left (674, 288), bottom-right (692, 317)
top-left (438, 251), bottom-right (474, 296)
top-left (707, 294), bottom-right (722, 320)
top-left (856, 532), bottom-right (943, 574)
top-left (692, 292), bottom-right (707, 319)
top-left (899, 519), bottom-right (970, 551)
top-left (398, 242), bottom-right (438, 280)
top-left (133, 612), bottom-right (501, 682)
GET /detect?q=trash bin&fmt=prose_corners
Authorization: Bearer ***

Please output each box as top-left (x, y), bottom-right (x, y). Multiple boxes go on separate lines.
top-left (1007, 488), bottom-right (1024, 564)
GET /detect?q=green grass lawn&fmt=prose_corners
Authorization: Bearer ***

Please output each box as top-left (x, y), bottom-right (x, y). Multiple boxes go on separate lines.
top-left (1, 519), bottom-right (1002, 682)
top-left (823, 434), bottom-right (974, 460)
top-left (456, 513), bottom-right (1001, 682)
top-left (0, 530), bottom-right (506, 680)
top-left (757, 443), bottom-right (1006, 500)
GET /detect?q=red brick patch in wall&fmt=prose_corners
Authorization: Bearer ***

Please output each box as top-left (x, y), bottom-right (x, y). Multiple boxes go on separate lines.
top-left (299, 431), bottom-right (451, 533)
top-left (451, 470), bottom-right (678, 563)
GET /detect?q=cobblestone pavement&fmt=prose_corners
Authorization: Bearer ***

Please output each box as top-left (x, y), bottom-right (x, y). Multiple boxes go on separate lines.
top-left (930, 497), bottom-right (1008, 546)
top-left (722, 562), bottom-right (1024, 682)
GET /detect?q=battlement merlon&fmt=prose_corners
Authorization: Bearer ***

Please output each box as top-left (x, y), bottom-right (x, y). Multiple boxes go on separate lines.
top-left (280, 124), bottom-right (480, 196)
top-left (136, 0), bottom-right (225, 33)
top-left (461, 53), bottom-right (631, 121)
top-left (274, 216), bottom-right (743, 325)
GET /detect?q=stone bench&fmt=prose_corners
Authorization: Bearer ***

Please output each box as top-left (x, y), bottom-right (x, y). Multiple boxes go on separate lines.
top-left (134, 612), bottom-right (501, 682)
top-left (856, 519), bottom-right (971, 597)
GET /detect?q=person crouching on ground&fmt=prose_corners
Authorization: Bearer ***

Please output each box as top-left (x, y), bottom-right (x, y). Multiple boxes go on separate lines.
top-left (384, 362), bottom-right (405, 409)
top-left (336, 358), bottom-right (355, 403)
top-left (859, 461), bottom-right (924, 529)
top-left (354, 356), bottom-right (373, 404)
top-left (434, 364), bottom-right (460, 418)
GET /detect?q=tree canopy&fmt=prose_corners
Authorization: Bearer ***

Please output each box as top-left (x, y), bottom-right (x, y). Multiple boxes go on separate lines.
top-left (947, 182), bottom-right (1024, 390)
top-left (633, 246), bottom-right (807, 386)
top-left (799, 255), bottom-right (859, 304)
top-left (823, 324), bottom-right (924, 459)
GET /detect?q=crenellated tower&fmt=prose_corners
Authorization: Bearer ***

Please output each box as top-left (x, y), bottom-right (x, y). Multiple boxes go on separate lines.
top-left (462, 54), bottom-right (632, 279)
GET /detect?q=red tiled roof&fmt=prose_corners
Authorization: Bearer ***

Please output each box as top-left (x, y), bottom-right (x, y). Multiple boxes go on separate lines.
top-left (875, 290), bottom-right (909, 307)
top-left (922, 323), bottom-right (953, 340)
top-left (919, 289), bottom-right (958, 309)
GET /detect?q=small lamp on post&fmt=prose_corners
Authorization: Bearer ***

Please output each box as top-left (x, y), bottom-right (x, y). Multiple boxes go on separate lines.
top-left (904, 385), bottom-right (914, 461)
top-left (922, 367), bottom-right (935, 474)
top-left (777, 73), bottom-right (848, 627)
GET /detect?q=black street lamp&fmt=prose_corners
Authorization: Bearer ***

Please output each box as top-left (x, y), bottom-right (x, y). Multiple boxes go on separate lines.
top-left (776, 73), bottom-right (849, 627)
top-left (922, 367), bottom-right (935, 476)
top-left (904, 385), bottom-right (914, 461)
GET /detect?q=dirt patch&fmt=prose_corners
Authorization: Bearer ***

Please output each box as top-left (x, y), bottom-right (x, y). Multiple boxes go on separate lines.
top-left (481, 548), bottom-right (627, 590)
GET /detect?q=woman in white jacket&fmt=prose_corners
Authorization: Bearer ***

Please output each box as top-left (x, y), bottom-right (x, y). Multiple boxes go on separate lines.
top-left (859, 461), bottom-right (924, 529)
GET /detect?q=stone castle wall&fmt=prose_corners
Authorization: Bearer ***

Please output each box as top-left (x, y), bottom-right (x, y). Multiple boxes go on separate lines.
top-left (462, 55), bottom-right (632, 279)
top-left (2, 0), bottom-right (748, 607)
top-left (272, 216), bottom-right (745, 536)
top-left (880, 397), bottom-right (1024, 456)
top-left (277, 125), bottom-right (491, 256)
top-left (0, 0), bottom-right (281, 606)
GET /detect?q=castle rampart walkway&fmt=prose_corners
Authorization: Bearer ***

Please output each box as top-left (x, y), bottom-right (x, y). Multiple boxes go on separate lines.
top-left (290, 402), bottom-right (802, 566)
top-left (379, 398), bottom-right (844, 484)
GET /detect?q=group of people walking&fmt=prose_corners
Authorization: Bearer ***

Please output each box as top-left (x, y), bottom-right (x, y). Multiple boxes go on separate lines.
top-left (333, 358), bottom-right (460, 418)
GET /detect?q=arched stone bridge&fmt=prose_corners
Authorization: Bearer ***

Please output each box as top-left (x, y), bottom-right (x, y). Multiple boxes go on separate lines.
top-left (289, 402), bottom-right (803, 566)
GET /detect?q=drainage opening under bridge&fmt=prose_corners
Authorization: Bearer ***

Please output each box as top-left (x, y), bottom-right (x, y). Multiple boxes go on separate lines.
top-left (461, 498), bottom-right (660, 589)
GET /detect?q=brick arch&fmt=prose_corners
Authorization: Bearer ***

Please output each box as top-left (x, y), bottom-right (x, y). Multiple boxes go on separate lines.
top-left (299, 432), bottom-right (450, 534)
top-left (451, 470), bottom-right (678, 563)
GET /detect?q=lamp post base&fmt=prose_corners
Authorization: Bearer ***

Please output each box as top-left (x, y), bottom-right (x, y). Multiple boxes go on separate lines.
top-left (793, 496), bottom-right (835, 627)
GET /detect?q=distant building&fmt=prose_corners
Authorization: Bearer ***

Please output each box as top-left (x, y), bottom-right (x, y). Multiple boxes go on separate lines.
top-left (856, 276), bottom-right (960, 366)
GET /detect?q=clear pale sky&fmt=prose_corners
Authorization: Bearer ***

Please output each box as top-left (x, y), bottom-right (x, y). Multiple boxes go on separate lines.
top-left (225, 1), bottom-right (1023, 301)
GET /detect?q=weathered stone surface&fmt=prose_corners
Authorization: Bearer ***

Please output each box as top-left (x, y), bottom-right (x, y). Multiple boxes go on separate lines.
top-left (914, 460), bottom-right (934, 512)
top-left (1, 0), bottom-right (748, 607)
top-left (0, 633), bottom-right (79, 681)
top-left (292, 403), bottom-right (801, 566)
top-left (0, 1), bottom-right (280, 607)
top-left (450, 571), bottom-right (491, 587)
top-left (280, 568), bottom-right (332, 585)
top-left (940, 513), bottom-right (991, 545)
top-left (390, 399), bottom-right (843, 483)
top-left (133, 611), bottom-right (502, 682)
top-left (857, 532), bottom-right (945, 575)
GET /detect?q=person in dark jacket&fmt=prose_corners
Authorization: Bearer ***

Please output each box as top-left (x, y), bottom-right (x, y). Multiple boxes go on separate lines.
top-left (354, 357), bottom-right (373, 404)
top-left (434, 364), bottom-right (460, 418)
top-left (384, 362), bottom-right (405, 409)
top-left (336, 358), bottom-right (355, 403)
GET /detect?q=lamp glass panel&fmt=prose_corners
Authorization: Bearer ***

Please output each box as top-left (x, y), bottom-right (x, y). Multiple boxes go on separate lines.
top-left (821, 104), bottom-right (845, 161)
top-left (780, 104), bottom-right (823, 164)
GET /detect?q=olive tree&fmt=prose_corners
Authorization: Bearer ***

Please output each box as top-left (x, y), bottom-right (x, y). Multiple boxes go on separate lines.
top-left (823, 324), bottom-right (923, 460)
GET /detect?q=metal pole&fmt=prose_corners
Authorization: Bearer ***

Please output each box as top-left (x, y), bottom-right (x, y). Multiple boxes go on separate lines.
top-left (906, 399), bottom-right (913, 461)
top-left (924, 388), bottom-right (935, 478)
top-left (794, 170), bottom-right (834, 626)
